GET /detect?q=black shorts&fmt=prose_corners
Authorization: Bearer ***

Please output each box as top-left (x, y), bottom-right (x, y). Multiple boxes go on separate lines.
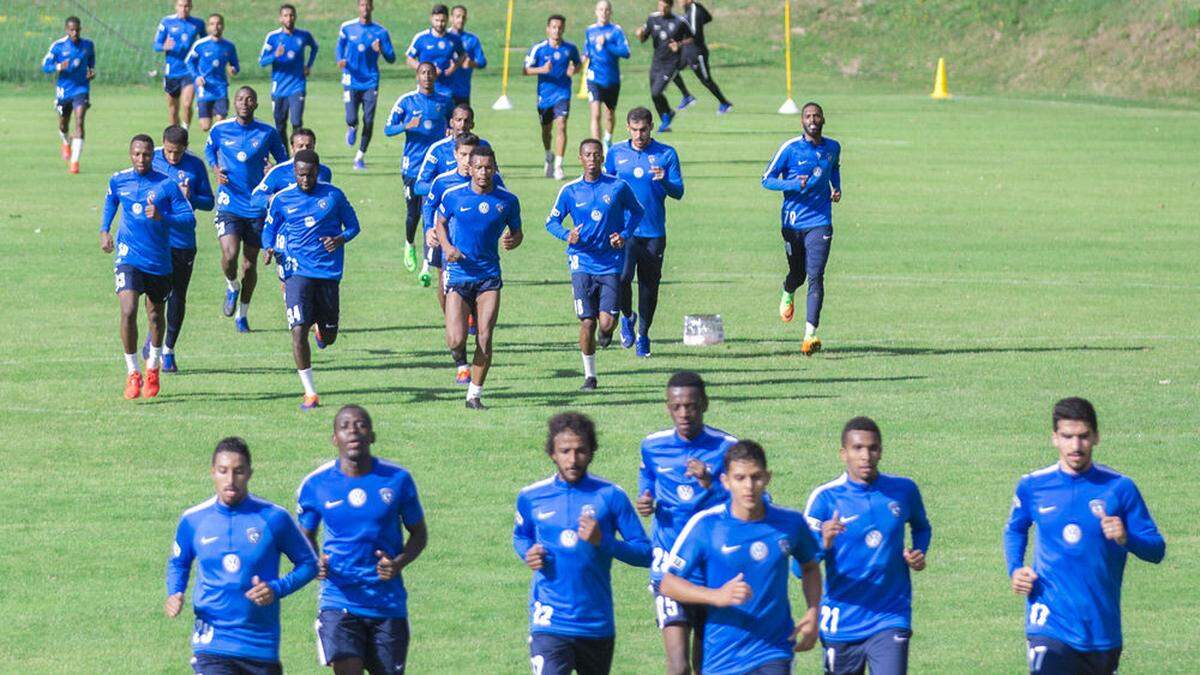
top-left (190, 652), bottom-right (281, 675)
top-left (538, 99), bottom-right (571, 126)
top-left (284, 276), bottom-right (340, 331)
top-left (445, 276), bottom-right (502, 305)
top-left (1026, 635), bottom-right (1121, 675)
top-left (214, 213), bottom-right (264, 248)
top-left (654, 589), bottom-right (705, 630)
top-left (571, 272), bottom-right (620, 319)
top-left (55, 94), bottom-right (89, 117)
top-left (114, 264), bottom-right (171, 303)
top-left (586, 82), bottom-right (620, 109)
top-left (529, 633), bottom-right (614, 675)
top-left (316, 609), bottom-right (409, 673)
top-left (822, 628), bottom-right (911, 675)
top-left (164, 76), bottom-right (191, 98)
top-left (197, 98), bottom-right (229, 119)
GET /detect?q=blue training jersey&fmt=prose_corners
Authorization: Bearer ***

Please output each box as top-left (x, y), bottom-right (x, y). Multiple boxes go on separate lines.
top-left (41, 36), bottom-right (94, 100)
top-left (154, 14), bottom-right (206, 79)
top-left (263, 182), bottom-right (360, 281)
top-left (762, 135), bottom-right (842, 231)
top-left (258, 28), bottom-right (318, 99)
top-left (384, 89), bottom-right (453, 178)
top-left (436, 183), bottom-right (521, 284)
top-left (185, 36), bottom-right (239, 103)
top-left (545, 173), bottom-right (643, 276)
top-left (422, 168), bottom-right (506, 232)
top-left (524, 40), bottom-right (581, 109)
top-left (583, 23), bottom-right (629, 87)
top-left (801, 473), bottom-right (932, 643)
top-left (153, 149), bottom-right (214, 250)
top-left (446, 29), bottom-right (486, 99)
top-left (513, 473), bottom-right (652, 638)
top-left (337, 19), bottom-right (395, 91)
top-left (101, 168), bottom-right (192, 276)
top-left (668, 502), bottom-right (819, 675)
top-left (251, 160), bottom-right (333, 212)
top-left (296, 457), bottom-right (425, 619)
top-left (405, 29), bottom-right (463, 97)
top-left (166, 494), bottom-right (317, 662)
top-left (205, 118), bottom-right (288, 218)
top-left (604, 139), bottom-right (683, 239)
top-left (1003, 462), bottom-right (1165, 651)
top-left (414, 135), bottom-right (493, 196)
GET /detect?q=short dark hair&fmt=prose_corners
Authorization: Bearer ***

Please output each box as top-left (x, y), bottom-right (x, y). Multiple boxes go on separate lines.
top-left (548, 14), bottom-right (566, 25)
top-left (579, 138), bottom-right (603, 153)
top-left (627, 106), bottom-right (653, 126)
top-left (1053, 397), bottom-right (1098, 433)
top-left (65, 16), bottom-right (81, 27)
top-left (212, 436), bottom-right (251, 466)
top-left (545, 412), bottom-right (597, 456)
top-left (452, 102), bottom-right (475, 121)
top-left (470, 145), bottom-right (496, 162)
top-left (417, 60), bottom-right (437, 72)
top-left (290, 127), bottom-right (316, 144)
top-left (431, 4), bottom-right (449, 15)
top-left (667, 370), bottom-right (706, 396)
top-left (456, 132), bottom-right (481, 148)
top-left (802, 101), bottom-right (823, 114)
top-left (162, 124), bottom-right (189, 147)
top-left (724, 440), bottom-right (767, 471)
top-left (208, 12), bottom-right (224, 22)
top-left (841, 416), bottom-right (882, 446)
top-left (279, 3), bottom-right (296, 13)
top-left (236, 85), bottom-right (257, 99)
top-left (130, 133), bottom-right (155, 148)
top-left (451, 4), bottom-right (467, 13)
top-left (294, 149), bottom-right (320, 165)
top-left (335, 404), bottom-right (373, 429)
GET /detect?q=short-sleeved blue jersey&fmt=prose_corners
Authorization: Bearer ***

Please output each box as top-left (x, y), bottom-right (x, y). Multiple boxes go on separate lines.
top-left (762, 135), bottom-right (842, 231)
top-left (524, 40), bottom-right (581, 109)
top-left (405, 29), bottom-right (463, 97)
top-left (545, 174), bottom-right (643, 276)
top-left (205, 118), bottom-right (289, 218)
top-left (446, 29), bottom-right (486, 99)
top-left (336, 19), bottom-right (395, 91)
top-left (583, 23), bottom-right (629, 87)
top-left (436, 183), bottom-right (521, 284)
top-left (185, 36), bottom-right (239, 102)
top-left (258, 28), bottom-right (318, 99)
top-left (153, 149), bottom-right (214, 250)
top-left (384, 89), bottom-right (453, 178)
top-left (154, 14), bottom-right (206, 78)
top-left (422, 168), bottom-right (505, 232)
top-left (41, 37), bottom-right (95, 100)
top-left (604, 139), bottom-right (684, 238)
top-left (263, 182), bottom-right (360, 281)
top-left (101, 168), bottom-right (193, 276)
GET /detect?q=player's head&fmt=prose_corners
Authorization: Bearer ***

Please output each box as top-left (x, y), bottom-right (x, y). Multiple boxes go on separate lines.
top-left (65, 16), bottom-right (81, 39)
top-left (130, 134), bottom-right (155, 173)
top-left (547, 14), bottom-right (566, 41)
top-left (626, 107), bottom-right (653, 149)
top-left (722, 441), bottom-right (771, 510)
top-left (595, 0), bottom-right (612, 24)
top-left (206, 13), bottom-right (224, 37)
top-left (333, 404), bottom-right (376, 463)
top-left (431, 4), bottom-right (449, 32)
top-left (211, 436), bottom-right (252, 506)
top-left (293, 149), bottom-right (320, 191)
top-left (162, 125), bottom-right (189, 163)
top-left (658, 0), bottom-right (674, 14)
top-left (417, 61), bottom-right (437, 91)
top-left (579, 138), bottom-right (604, 176)
top-left (469, 145), bottom-right (497, 188)
top-left (545, 412), bottom-right (597, 483)
top-left (290, 127), bottom-right (317, 154)
top-left (666, 371), bottom-right (708, 439)
top-left (450, 5), bottom-right (468, 31)
top-left (449, 103), bottom-right (475, 134)
top-left (1052, 397), bottom-right (1099, 473)
top-left (279, 4), bottom-right (297, 30)
top-left (840, 416), bottom-right (882, 483)
top-left (454, 132), bottom-right (481, 172)
top-left (176, 0), bottom-right (193, 18)
top-left (801, 102), bottom-right (824, 138)
top-left (234, 86), bottom-right (258, 120)
top-left (358, 0), bottom-right (374, 21)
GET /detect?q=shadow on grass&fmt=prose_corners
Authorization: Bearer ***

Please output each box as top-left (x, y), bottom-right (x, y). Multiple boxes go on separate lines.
top-left (825, 344), bottom-right (1150, 358)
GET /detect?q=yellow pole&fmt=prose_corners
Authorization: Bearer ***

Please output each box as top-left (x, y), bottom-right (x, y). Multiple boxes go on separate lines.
top-left (577, 58), bottom-right (590, 99)
top-left (778, 0), bottom-right (799, 114)
top-left (493, 0), bottom-right (516, 109)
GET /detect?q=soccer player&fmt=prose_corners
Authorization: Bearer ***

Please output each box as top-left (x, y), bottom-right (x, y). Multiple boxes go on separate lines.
top-left (431, 146), bottom-right (522, 409)
top-left (405, 4), bottom-right (463, 100)
top-left (165, 437), bottom-right (317, 675)
top-left (100, 134), bottom-right (193, 399)
top-left (297, 405), bottom-right (428, 674)
top-left (385, 62), bottom-right (452, 275)
top-left (514, 412), bottom-right (652, 675)
top-left (154, 0), bottom-right (206, 129)
top-left (1004, 397), bottom-right (1165, 674)
top-left (671, 0), bottom-right (732, 115)
top-left (262, 150), bottom-right (360, 410)
top-left (544, 139), bottom-right (644, 391)
top-left (804, 416), bottom-right (931, 675)
top-left (524, 15), bottom-right (582, 181)
top-left (761, 101), bottom-right (842, 356)
top-left (636, 371), bottom-right (737, 675)
top-left (414, 103), bottom-right (486, 198)
top-left (662, 440), bottom-right (823, 675)
top-left (41, 16), bottom-right (94, 174)
top-left (605, 106), bottom-right (683, 357)
top-left (258, 3), bottom-right (319, 150)
top-left (636, 0), bottom-right (693, 133)
top-left (583, 1), bottom-right (630, 148)
top-left (251, 128), bottom-right (333, 286)
top-left (337, 0), bottom-right (396, 171)
top-left (206, 86), bottom-right (289, 333)
top-left (446, 4), bottom-right (487, 105)
top-left (184, 13), bottom-right (240, 132)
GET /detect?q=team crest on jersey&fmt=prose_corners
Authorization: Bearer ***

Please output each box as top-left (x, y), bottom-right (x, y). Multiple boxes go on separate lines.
top-left (380, 488), bottom-right (394, 504)
top-left (478, 202), bottom-right (490, 214)
top-left (424, 120), bottom-right (433, 130)
top-left (131, 203), bottom-right (144, 216)
top-left (750, 541), bottom-right (768, 561)
top-left (889, 501), bottom-right (902, 517)
top-left (438, 40), bottom-right (446, 49)
top-left (676, 484), bottom-right (694, 501)
top-left (73, 58), bottom-right (80, 67)
top-left (348, 488), bottom-right (367, 507)
top-left (497, 203), bottom-right (506, 213)
top-left (590, 209), bottom-right (602, 222)
top-left (812, 167), bottom-right (823, 178)
top-left (581, 504), bottom-right (596, 518)
top-left (659, 31), bottom-right (668, 40)
top-left (211, 58), bottom-right (220, 67)
top-left (118, 243), bottom-right (129, 256)
top-left (865, 529), bottom-right (883, 548)
top-left (251, 139), bottom-right (260, 148)
top-left (357, 44), bottom-right (366, 52)
top-left (553, 51), bottom-right (562, 60)
top-left (1062, 523), bottom-right (1082, 545)
top-left (560, 529), bottom-right (578, 547)
top-left (633, 167), bottom-right (645, 179)
top-left (1089, 499), bottom-right (1105, 517)
top-left (246, 527), bottom-right (261, 544)
top-left (236, 151), bottom-right (248, 162)
top-left (286, 50), bottom-right (295, 59)
top-left (222, 553), bottom-right (241, 572)
top-left (318, 199), bottom-right (328, 209)
top-left (178, 171), bottom-right (187, 181)
top-left (304, 216), bottom-right (316, 228)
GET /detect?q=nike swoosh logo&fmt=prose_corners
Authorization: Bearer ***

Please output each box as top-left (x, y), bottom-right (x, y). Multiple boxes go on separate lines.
top-left (287, 207), bottom-right (299, 213)
top-left (839, 515), bottom-right (860, 524)
top-left (1038, 506), bottom-right (1056, 514)
top-left (325, 499), bottom-right (344, 509)
top-left (720, 544), bottom-right (741, 554)
top-left (797, 160), bottom-right (809, 166)
top-left (656, 466), bottom-right (673, 473)
top-left (893, 634), bottom-right (909, 642)
top-left (537, 510), bottom-right (556, 520)
top-left (617, 158), bottom-right (629, 164)
top-left (200, 536), bottom-right (219, 545)
top-left (459, 206), bottom-right (472, 211)
top-left (575, 202), bottom-right (588, 207)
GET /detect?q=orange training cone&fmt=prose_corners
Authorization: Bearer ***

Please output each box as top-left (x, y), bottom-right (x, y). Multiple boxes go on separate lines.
top-left (931, 57), bottom-right (951, 99)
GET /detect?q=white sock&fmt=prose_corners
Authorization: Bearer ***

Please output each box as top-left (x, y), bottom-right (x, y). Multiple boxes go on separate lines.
top-left (236, 302), bottom-right (249, 320)
top-left (602, 132), bottom-right (612, 144)
top-left (70, 138), bottom-right (83, 162)
top-left (59, 130), bottom-right (69, 144)
top-left (181, 122), bottom-right (189, 130)
top-left (124, 353), bottom-right (139, 374)
top-left (163, 345), bottom-right (174, 355)
top-left (354, 149), bottom-right (365, 162)
top-left (467, 382), bottom-right (483, 400)
top-left (147, 346), bottom-right (162, 370)
top-left (805, 322), bottom-right (817, 339)
top-left (226, 277), bottom-right (239, 293)
top-left (582, 353), bottom-right (596, 378)
top-left (554, 155), bottom-right (564, 170)
top-left (298, 368), bottom-right (317, 396)
top-left (544, 150), bottom-right (554, 164)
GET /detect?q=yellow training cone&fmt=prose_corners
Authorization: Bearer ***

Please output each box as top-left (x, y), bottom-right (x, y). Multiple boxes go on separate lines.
top-left (931, 57), bottom-right (951, 99)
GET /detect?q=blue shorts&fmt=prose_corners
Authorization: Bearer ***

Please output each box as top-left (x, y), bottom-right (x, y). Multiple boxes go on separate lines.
top-left (538, 99), bottom-right (571, 126)
top-left (446, 276), bottom-right (502, 305)
top-left (190, 652), bottom-right (281, 675)
top-left (316, 609), bottom-right (409, 672)
top-left (164, 76), bottom-right (191, 97)
top-left (529, 633), bottom-right (614, 675)
top-left (284, 276), bottom-right (340, 331)
top-left (587, 82), bottom-right (620, 109)
top-left (55, 94), bottom-right (89, 117)
top-left (823, 628), bottom-right (910, 675)
top-left (214, 213), bottom-right (264, 248)
top-left (571, 273), bottom-right (620, 319)
top-left (197, 98), bottom-right (229, 119)
top-left (114, 264), bottom-right (171, 303)
top-left (272, 93), bottom-right (305, 128)
top-left (653, 589), bottom-right (705, 630)
top-left (746, 659), bottom-right (792, 675)
top-left (344, 87), bottom-right (379, 126)
top-left (1026, 636), bottom-right (1121, 675)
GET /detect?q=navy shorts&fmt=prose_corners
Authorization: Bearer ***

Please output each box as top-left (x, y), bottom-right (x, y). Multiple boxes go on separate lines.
top-left (587, 82), bottom-right (620, 109)
top-left (1026, 635), bottom-right (1121, 675)
top-left (822, 628), bottom-right (911, 675)
top-left (423, 231), bottom-right (443, 268)
top-left (746, 659), bottom-right (793, 675)
top-left (272, 93), bottom-right (305, 128)
top-left (55, 94), bottom-right (89, 117)
top-left (446, 276), bottom-right (502, 305)
top-left (344, 87), bottom-right (379, 126)
top-left (572, 273), bottom-right (620, 319)
top-left (164, 76), bottom-right (191, 98)
top-left (284, 276), bottom-right (340, 331)
top-left (190, 652), bottom-right (281, 675)
top-left (529, 633), bottom-right (614, 675)
top-left (316, 609), bottom-right (409, 673)
top-left (214, 213), bottom-right (264, 248)
top-left (538, 99), bottom-right (571, 126)
top-left (115, 264), bottom-right (171, 303)
top-left (653, 589), bottom-right (705, 630)
top-left (197, 98), bottom-right (229, 119)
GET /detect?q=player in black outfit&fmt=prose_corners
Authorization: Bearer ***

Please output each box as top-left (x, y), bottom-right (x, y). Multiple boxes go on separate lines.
top-left (672, 0), bottom-right (732, 114)
top-left (636, 0), bottom-right (693, 132)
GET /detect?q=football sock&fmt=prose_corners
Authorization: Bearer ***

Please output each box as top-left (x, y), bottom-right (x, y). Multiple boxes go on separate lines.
top-left (70, 138), bottom-right (84, 163)
top-left (298, 368), bottom-right (316, 396)
top-left (582, 353), bottom-right (596, 379)
top-left (147, 346), bottom-right (162, 370)
top-left (236, 302), bottom-right (249, 320)
top-left (554, 155), bottom-right (564, 171)
top-left (59, 130), bottom-right (69, 144)
top-left (467, 382), bottom-right (483, 400)
top-left (354, 149), bottom-right (365, 162)
top-left (226, 278), bottom-right (239, 293)
top-left (544, 150), bottom-right (554, 164)
top-left (805, 322), bottom-right (817, 339)
top-left (124, 353), bottom-right (139, 374)
top-left (163, 345), bottom-right (174, 356)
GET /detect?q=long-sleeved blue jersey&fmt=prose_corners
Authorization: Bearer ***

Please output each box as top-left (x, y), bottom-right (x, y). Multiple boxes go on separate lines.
top-left (524, 40), bottom-right (581, 109)
top-left (513, 473), bottom-right (652, 638)
top-left (583, 23), bottom-right (629, 87)
top-left (545, 174), bottom-right (643, 276)
top-left (446, 29), bottom-right (486, 99)
top-left (414, 135), bottom-right (492, 196)
top-left (801, 473), bottom-right (932, 643)
top-left (436, 183), bottom-right (521, 284)
top-left (166, 494), bottom-right (317, 662)
top-left (384, 89), bottom-right (453, 178)
top-left (604, 139), bottom-right (683, 238)
top-left (154, 14), bottom-right (206, 79)
top-left (1003, 462), bottom-right (1165, 651)
top-left (296, 457), bottom-right (425, 619)
top-left (258, 28), bottom-right (318, 99)
top-left (205, 118), bottom-right (288, 218)
top-left (185, 36), bottom-right (239, 103)
top-left (153, 148), bottom-right (214, 250)
top-left (422, 168), bottom-right (505, 232)
top-left (762, 135), bottom-right (841, 231)
top-left (41, 36), bottom-right (94, 100)
top-left (405, 29), bottom-right (463, 97)
top-left (336, 19), bottom-right (395, 91)
top-left (263, 182), bottom-right (360, 281)
top-left (101, 168), bottom-right (193, 276)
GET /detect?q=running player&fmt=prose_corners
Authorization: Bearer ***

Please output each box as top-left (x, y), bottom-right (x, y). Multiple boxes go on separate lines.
top-left (636, 371), bottom-right (737, 675)
top-left (297, 405), bottom-right (428, 674)
top-left (671, 0), bottom-right (732, 115)
top-left (523, 15), bottom-right (581, 181)
top-left (544, 138), bottom-right (643, 391)
top-left (258, 3), bottom-right (319, 150)
top-left (431, 146), bottom-right (522, 409)
top-left (250, 128), bottom-right (333, 287)
top-left (41, 16), bottom-right (94, 174)
top-left (662, 440), bottom-right (823, 674)
top-left (385, 61), bottom-right (452, 276)
top-left (514, 412), bottom-right (652, 675)
top-left (761, 101), bottom-right (842, 356)
top-left (405, 4), bottom-right (463, 100)
top-left (100, 134), bottom-right (193, 399)
top-left (154, 0), bottom-right (206, 129)
top-left (446, 4), bottom-right (487, 105)
top-left (337, 0), bottom-right (396, 171)
top-left (262, 150), bottom-right (361, 410)
top-left (414, 103), bottom-right (485, 198)
top-left (184, 13), bottom-right (239, 132)
top-left (804, 417), bottom-right (932, 675)
top-left (584, 1), bottom-right (630, 149)
top-left (206, 86), bottom-right (288, 333)
top-left (1004, 397), bottom-right (1165, 674)
top-left (605, 106), bottom-right (683, 357)
top-left (636, 0), bottom-right (693, 133)
top-left (165, 437), bottom-right (317, 675)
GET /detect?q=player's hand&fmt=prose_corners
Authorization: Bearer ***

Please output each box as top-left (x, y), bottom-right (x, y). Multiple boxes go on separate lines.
top-left (195, 75), bottom-right (206, 88)
top-left (145, 196), bottom-right (160, 221)
top-left (87, 68), bottom-right (96, 81)
top-left (566, 227), bottom-right (581, 245)
top-left (214, 166), bottom-right (229, 185)
top-left (262, 248), bottom-right (275, 265)
top-left (609, 232), bottom-right (625, 249)
top-left (821, 510), bottom-right (846, 550)
top-left (668, 40), bottom-right (680, 52)
top-left (337, 59), bottom-right (348, 70)
top-left (303, 66), bottom-right (311, 77)
top-left (244, 576), bottom-right (275, 606)
top-left (163, 36), bottom-right (177, 51)
top-left (320, 235), bottom-right (346, 252)
top-left (903, 547), bottom-right (926, 571)
top-left (425, 228), bottom-right (438, 247)
top-left (525, 543), bottom-right (546, 570)
top-left (372, 39), bottom-right (382, 53)
top-left (375, 550), bottom-right (401, 580)
top-left (444, 245), bottom-right (463, 263)
top-left (56, 60), bottom-right (68, 72)
top-left (799, 175), bottom-right (809, 190)
top-left (99, 231), bottom-right (114, 253)
top-left (635, 25), bottom-right (647, 40)
top-left (684, 458), bottom-right (710, 486)
top-left (164, 592), bottom-right (184, 618)
top-left (635, 490), bottom-right (654, 517)
top-left (792, 607), bottom-right (820, 651)
top-left (1011, 566), bottom-right (1038, 596)
top-left (316, 553), bottom-right (329, 580)
top-left (406, 114), bottom-right (422, 129)
top-left (501, 228), bottom-right (523, 250)
top-left (275, 43), bottom-right (286, 58)
top-left (179, 178), bottom-right (191, 200)
top-left (1100, 510), bottom-right (1127, 546)
top-left (596, 34), bottom-right (606, 49)
top-left (714, 572), bottom-right (752, 607)
top-left (831, 188), bottom-right (841, 203)
top-left (578, 514), bottom-right (602, 547)
top-left (650, 166), bottom-right (666, 181)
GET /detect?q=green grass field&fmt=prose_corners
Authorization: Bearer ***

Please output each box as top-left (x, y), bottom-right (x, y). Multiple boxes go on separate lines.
top-left (1, 51), bottom-right (1198, 674)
